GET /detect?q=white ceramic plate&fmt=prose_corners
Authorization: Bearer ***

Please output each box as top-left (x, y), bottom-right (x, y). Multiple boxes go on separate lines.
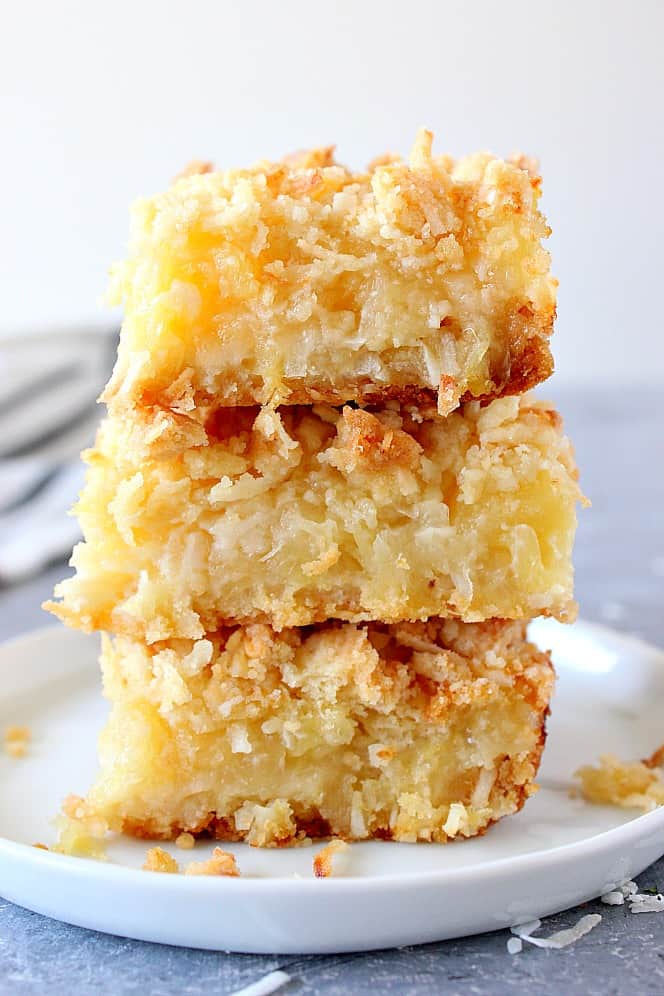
top-left (0, 619), bottom-right (662, 954)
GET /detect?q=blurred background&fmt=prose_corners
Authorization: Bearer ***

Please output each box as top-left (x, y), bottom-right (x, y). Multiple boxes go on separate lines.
top-left (0, 0), bottom-right (662, 636)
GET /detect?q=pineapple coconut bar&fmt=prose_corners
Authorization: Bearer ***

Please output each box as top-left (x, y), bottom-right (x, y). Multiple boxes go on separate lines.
top-left (47, 131), bottom-right (583, 847)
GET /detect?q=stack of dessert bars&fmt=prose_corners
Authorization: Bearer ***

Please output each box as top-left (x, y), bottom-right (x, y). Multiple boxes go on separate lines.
top-left (47, 131), bottom-right (583, 847)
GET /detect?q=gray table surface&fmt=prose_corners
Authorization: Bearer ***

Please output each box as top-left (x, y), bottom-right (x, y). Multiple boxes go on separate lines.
top-left (0, 386), bottom-right (663, 995)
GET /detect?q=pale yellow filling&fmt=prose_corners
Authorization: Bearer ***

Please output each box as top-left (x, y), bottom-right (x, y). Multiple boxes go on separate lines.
top-left (83, 618), bottom-right (553, 845)
top-left (47, 396), bottom-right (583, 641)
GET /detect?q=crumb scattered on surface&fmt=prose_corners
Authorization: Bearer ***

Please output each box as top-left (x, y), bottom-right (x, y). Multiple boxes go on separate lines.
top-left (600, 890), bottom-right (625, 905)
top-left (5, 725), bottom-right (30, 758)
top-left (52, 794), bottom-right (108, 860)
top-left (33, 843), bottom-right (49, 851)
top-left (313, 839), bottom-right (349, 878)
top-left (228, 969), bottom-right (291, 996)
top-left (510, 913), bottom-right (602, 949)
top-left (599, 879), bottom-right (664, 916)
top-left (628, 892), bottom-right (664, 914)
top-left (143, 847), bottom-right (179, 873)
top-left (185, 846), bottom-right (240, 877)
top-left (622, 880), bottom-right (638, 896)
top-left (175, 832), bottom-right (195, 850)
top-left (576, 749), bottom-right (664, 812)
top-left (506, 936), bottom-right (523, 954)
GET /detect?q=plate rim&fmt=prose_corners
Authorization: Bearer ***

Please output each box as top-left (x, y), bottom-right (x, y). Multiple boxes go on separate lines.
top-left (0, 619), bottom-right (663, 894)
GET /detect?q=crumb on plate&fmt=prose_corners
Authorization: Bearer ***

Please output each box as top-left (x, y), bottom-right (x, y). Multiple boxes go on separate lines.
top-left (51, 793), bottom-right (109, 860)
top-left (143, 846), bottom-right (179, 873)
top-left (185, 846), bottom-right (240, 877)
top-left (175, 832), bottom-right (195, 850)
top-left (576, 748), bottom-right (664, 812)
top-left (313, 839), bottom-right (349, 878)
top-left (5, 724), bottom-right (30, 758)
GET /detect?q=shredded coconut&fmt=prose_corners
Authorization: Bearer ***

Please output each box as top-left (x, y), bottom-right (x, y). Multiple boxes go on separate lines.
top-left (600, 890), bottom-right (625, 905)
top-left (442, 802), bottom-right (467, 837)
top-left (511, 918), bottom-right (541, 937)
top-left (511, 913), bottom-right (602, 949)
top-left (229, 970), bottom-right (291, 996)
top-left (313, 839), bottom-right (349, 878)
top-left (627, 892), bottom-right (664, 914)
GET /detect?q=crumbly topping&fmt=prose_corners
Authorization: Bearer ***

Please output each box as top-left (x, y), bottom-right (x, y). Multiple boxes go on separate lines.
top-left (103, 129), bottom-right (555, 416)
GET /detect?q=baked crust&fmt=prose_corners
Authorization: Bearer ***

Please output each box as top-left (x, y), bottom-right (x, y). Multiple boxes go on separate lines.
top-left (103, 129), bottom-right (555, 415)
top-left (64, 618), bottom-right (554, 847)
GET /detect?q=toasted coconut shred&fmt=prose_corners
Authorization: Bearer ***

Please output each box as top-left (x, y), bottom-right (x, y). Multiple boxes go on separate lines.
top-left (313, 839), bottom-right (349, 878)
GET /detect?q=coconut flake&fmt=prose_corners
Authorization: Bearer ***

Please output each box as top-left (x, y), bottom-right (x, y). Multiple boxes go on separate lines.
top-left (511, 913), bottom-right (602, 949)
top-left (627, 893), bottom-right (664, 914)
top-left (510, 918), bottom-right (541, 937)
top-left (229, 970), bottom-right (291, 996)
top-left (600, 890), bottom-right (625, 906)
